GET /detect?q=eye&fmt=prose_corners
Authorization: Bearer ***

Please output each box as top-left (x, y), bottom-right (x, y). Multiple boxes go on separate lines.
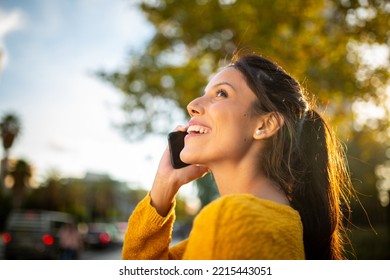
top-left (216, 89), bottom-right (228, 97)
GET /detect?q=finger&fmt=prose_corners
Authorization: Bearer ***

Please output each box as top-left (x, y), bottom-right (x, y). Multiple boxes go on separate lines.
top-left (197, 165), bottom-right (210, 178)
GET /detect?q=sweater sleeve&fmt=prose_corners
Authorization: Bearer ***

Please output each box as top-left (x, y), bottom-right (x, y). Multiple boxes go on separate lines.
top-left (183, 195), bottom-right (305, 260)
top-left (121, 193), bottom-right (185, 260)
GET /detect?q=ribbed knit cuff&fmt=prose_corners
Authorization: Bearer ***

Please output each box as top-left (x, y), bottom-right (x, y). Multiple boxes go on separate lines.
top-left (135, 192), bottom-right (176, 227)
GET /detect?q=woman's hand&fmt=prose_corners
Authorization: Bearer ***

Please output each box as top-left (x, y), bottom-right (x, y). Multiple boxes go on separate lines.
top-left (150, 126), bottom-right (209, 216)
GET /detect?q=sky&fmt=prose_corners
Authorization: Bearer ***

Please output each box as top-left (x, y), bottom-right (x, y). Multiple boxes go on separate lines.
top-left (0, 0), bottom-right (178, 190)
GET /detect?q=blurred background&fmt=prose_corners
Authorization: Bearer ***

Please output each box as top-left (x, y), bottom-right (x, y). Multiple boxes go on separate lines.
top-left (0, 0), bottom-right (389, 260)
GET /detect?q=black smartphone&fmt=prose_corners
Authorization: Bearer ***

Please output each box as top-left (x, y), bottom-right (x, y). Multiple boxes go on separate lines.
top-left (167, 131), bottom-right (190, 169)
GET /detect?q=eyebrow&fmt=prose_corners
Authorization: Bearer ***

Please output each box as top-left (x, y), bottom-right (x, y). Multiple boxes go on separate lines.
top-left (202, 81), bottom-right (236, 96)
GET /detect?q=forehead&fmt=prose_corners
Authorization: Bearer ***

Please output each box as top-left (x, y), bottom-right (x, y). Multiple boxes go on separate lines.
top-left (207, 67), bottom-right (244, 86)
top-left (205, 67), bottom-right (254, 97)
top-left (204, 67), bottom-right (258, 104)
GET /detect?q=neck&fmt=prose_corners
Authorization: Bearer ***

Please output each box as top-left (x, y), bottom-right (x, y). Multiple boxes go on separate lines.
top-left (210, 160), bottom-right (290, 206)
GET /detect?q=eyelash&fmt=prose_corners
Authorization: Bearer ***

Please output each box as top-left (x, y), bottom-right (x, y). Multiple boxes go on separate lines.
top-left (216, 89), bottom-right (228, 97)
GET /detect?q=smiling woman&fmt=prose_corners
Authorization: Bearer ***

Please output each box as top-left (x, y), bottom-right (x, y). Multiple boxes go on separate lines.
top-left (121, 52), bottom-right (353, 260)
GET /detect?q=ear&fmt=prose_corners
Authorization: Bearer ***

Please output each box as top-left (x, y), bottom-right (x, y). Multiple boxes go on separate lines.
top-left (253, 112), bottom-right (284, 140)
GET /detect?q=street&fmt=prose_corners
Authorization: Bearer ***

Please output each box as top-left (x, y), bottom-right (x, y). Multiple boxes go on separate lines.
top-left (80, 245), bottom-right (122, 260)
top-left (1, 239), bottom-right (181, 260)
top-left (0, 243), bottom-right (123, 260)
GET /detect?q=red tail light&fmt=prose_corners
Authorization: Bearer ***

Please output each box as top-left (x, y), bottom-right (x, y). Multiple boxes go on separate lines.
top-left (1, 232), bottom-right (12, 244)
top-left (42, 234), bottom-right (54, 246)
top-left (99, 232), bottom-right (110, 243)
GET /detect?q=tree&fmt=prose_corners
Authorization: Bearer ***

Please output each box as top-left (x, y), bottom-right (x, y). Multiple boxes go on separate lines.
top-left (0, 113), bottom-right (21, 195)
top-left (0, 113), bottom-right (21, 158)
top-left (99, 0), bottom-right (389, 140)
top-left (9, 159), bottom-right (32, 209)
top-left (196, 173), bottom-right (219, 208)
top-left (98, 0), bottom-right (390, 218)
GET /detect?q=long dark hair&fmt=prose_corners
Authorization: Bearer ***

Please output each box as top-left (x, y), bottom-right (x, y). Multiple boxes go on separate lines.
top-left (230, 52), bottom-right (352, 259)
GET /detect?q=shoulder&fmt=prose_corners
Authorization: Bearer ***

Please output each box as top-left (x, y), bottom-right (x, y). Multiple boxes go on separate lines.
top-left (197, 194), bottom-right (301, 226)
top-left (186, 194), bottom-right (304, 259)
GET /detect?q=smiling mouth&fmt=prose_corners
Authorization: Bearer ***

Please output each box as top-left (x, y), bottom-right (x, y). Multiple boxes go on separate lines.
top-left (187, 125), bottom-right (209, 134)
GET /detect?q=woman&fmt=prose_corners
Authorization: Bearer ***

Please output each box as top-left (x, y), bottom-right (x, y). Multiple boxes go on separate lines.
top-left (122, 52), bottom-right (352, 260)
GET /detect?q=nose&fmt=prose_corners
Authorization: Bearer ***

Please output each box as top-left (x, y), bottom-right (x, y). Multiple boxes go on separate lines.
top-left (187, 97), bottom-right (204, 117)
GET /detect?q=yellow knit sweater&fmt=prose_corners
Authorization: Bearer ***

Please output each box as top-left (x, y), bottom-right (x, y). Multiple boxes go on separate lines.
top-left (122, 193), bottom-right (305, 260)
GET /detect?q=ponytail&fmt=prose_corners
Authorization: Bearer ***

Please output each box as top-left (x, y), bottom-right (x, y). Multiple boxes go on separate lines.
top-left (291, 109), bottom-right (350, 259)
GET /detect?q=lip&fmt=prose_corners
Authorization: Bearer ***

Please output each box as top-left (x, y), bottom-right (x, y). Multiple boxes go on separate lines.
top-left (186, 119), bottom-right (211, 136)
top-left (188, 119), bottom-right (206, 126)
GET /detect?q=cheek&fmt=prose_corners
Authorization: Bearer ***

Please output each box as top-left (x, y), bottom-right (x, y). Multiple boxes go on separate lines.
top-left (214, 124), bottom-right (253, 155)
top-left (219, 111), bottom-right (254, 139)
top-left (212, 109), bottom-right (254, 143)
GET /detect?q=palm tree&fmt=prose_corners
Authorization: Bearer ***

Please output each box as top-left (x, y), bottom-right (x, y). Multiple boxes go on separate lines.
top-left (10, 159), bottom-right (31, 209)
top-left (0, 113), bottom-right (21, 193)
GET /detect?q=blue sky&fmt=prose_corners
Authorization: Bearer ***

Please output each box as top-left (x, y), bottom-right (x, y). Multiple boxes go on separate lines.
top-left (0, 0), bottom-right (174, 188)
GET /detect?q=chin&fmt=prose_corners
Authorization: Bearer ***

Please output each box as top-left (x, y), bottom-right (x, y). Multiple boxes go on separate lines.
top-left (181, 151), bottom-right (199, 165)
top-left (181, 156), bottom-right (195, 165)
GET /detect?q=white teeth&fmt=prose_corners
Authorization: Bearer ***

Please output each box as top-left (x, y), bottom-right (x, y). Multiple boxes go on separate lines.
top-left (187, 125), bottom-right (209, 134)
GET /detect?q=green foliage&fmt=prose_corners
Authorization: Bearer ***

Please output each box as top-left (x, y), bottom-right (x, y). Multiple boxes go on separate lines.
top-left (99, 0), bottom-right (390, 140)
top-left (21, 176), bottom-right (139, 223)
top-left (346, 225), bottom-right (390, 259)
top-left (1, 112), bottom-right (22, 196)
top-left (96, 0), bottom-right (390, 256)
top-left (98, 0), bottom-right (390, 206)
top-left (0, 112), bottom-right (21, 152)
top-left (196, 173), bottom-right (219, 208)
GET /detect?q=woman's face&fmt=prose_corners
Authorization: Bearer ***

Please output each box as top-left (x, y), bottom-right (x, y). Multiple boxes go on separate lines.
top-left (181, 67), bottom-right (261, 167)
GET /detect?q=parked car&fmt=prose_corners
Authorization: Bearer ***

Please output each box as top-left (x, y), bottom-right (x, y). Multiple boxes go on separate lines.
top-left (83, 222), bottom-right (122, 249)
top-left (1, 209), bottom-right (76, 260)
top-left (115, 222), bottom-right (128, 243)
